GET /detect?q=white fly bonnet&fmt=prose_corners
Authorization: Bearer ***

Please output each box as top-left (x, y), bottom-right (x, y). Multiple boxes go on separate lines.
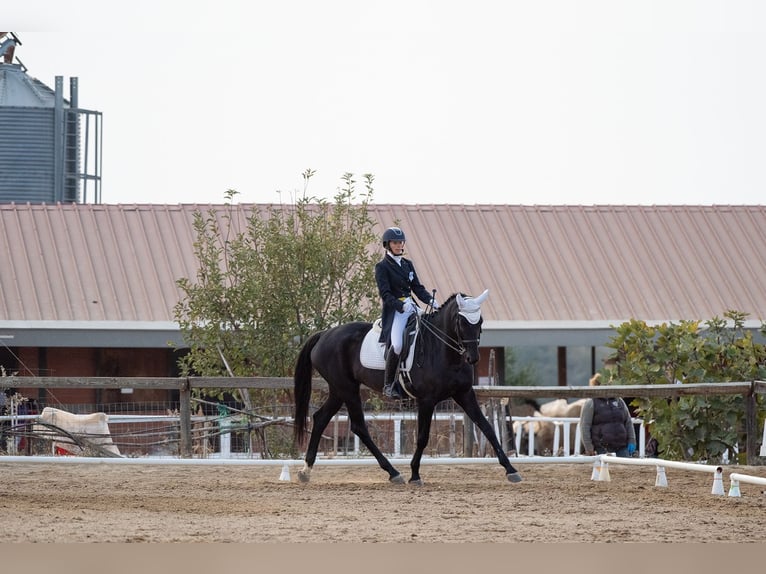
top-left (456, 289), bottom-right (489, 324)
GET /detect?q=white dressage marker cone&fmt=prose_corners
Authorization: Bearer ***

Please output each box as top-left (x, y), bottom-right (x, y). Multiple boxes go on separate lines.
top-left (591, 460), bottom-right (601, 481)
top-left (279, 463), bottom-right (291, 481)
top-left (711, 467), bottom-right (725, 496)
top-left (655, 466), bottom-right (668, 488)
top-left (597, 460), bottom-right (611, 482)
top-left (728, 478), bottom-right (741, 498)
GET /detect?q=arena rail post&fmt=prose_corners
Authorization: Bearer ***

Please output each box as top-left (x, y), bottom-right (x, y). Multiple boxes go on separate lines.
top-left (728, 472), bottom-right (766, 498)
top-left (179, 378), bottom-right (192, 458)
top-left (655, 465), bottom-right (668, 487)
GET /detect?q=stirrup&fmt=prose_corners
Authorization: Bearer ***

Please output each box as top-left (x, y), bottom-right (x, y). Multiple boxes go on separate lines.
top-left (383, 382), bottom-right (403, 399)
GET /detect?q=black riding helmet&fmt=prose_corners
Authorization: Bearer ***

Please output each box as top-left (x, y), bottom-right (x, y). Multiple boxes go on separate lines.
top-left (382, 227), bottom-right (406, 251)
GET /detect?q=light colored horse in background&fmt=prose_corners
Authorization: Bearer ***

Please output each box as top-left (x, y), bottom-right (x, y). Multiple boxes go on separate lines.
top-left (513, 399), bottom-right (587, 456)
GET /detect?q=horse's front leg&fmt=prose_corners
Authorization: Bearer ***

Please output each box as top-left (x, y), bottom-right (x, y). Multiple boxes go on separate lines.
top-left (454, 390), bottom-right (523, 483)
top-left (409, 402), bottom-right (436, 485)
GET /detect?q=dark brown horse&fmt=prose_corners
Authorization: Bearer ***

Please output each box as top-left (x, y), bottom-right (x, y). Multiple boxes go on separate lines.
top-left (293, 289), bottom-right (522, 485)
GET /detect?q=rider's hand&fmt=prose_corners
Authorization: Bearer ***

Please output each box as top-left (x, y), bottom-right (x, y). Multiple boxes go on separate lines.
top-left (431, 299), bottom-right (440, 310)
top-left (403, 301), bottom-right (416, 314)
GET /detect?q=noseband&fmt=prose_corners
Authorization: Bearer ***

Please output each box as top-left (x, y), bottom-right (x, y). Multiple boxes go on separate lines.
top-left (455, 315), bottom-right (482, 351)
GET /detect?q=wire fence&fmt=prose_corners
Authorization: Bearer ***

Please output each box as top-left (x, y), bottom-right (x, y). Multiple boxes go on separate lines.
top-left (0, 394), bottom-right (504, 460)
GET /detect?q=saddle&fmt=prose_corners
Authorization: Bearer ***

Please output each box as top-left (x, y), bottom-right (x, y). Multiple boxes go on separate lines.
top-left (359, 314), bottom-right (420, 378)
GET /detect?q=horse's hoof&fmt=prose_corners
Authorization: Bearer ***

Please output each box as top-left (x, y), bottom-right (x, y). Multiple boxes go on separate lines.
top-left (390, 474), bottom-right (405, 484)
top-left (409, 478), bottom-right (424, 486)
top-left (506, 472), bottom-right (522, 483)
top-left (297, 471), bottom-right (311, 484)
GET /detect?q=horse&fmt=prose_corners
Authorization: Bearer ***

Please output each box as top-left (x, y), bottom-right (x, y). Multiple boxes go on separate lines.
top-left (513, 399), bottom-right (588, 456)
top-left (293, 289), bottom-right (522, 485)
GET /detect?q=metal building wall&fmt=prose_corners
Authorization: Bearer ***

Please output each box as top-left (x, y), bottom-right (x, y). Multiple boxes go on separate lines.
top-left (0, 106), bottom-right (56, 202)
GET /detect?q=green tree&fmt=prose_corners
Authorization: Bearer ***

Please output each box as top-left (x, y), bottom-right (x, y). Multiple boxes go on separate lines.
top-left (605, 312), bottom-right (766, 462)
top-left (174, 170), bottom-right (380, 385)
top-left (504, 347), bottom-right (539, 386)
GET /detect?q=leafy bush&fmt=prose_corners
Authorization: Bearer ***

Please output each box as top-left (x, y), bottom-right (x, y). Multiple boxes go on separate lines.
top-left (604, 311), bottom-right (766, 462)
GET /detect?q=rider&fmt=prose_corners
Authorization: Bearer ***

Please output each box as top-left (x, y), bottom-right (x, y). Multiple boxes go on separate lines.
top-left (374, 226), bottom-right (439, 399)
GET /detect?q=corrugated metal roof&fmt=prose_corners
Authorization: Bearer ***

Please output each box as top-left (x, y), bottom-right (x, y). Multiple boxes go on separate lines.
top-left (1, 203), bottom-right (765, 345)
top-left (376, 204), bottom-right (766, 324)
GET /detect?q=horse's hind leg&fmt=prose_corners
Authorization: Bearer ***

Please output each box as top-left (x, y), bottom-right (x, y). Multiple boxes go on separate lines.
top-left (345, 399), bottom-right (404, 484)
top-left (298, 394), bottom-right (344, 483)
top-left (454, 390), bottom-right (522, 483)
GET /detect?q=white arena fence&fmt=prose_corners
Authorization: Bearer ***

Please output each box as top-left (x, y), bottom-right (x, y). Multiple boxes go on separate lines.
top-left (728, 472), bottom-right (766, 497)
top-left (0, 449), bottom-right (763, 500)
top-left (594, 454), bottom-right (766, 498)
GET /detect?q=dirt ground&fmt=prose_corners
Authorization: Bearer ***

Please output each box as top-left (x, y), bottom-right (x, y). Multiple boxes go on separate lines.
top-left (0, 458), bottom-right (765, 543)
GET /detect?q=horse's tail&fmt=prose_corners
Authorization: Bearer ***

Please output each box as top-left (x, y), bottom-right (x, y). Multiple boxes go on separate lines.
top-left (293, 331), bottom-right (324, 446)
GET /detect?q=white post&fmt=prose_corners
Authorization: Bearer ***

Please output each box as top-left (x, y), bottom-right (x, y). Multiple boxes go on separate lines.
top-left (562, 422), bottom-right (571, 456)
top-left (219, 417), bottom-right (231, 458)
top-left (552, 422), bottom-right (561, 456)
top-left (761, 419), bottom-right (766, 457)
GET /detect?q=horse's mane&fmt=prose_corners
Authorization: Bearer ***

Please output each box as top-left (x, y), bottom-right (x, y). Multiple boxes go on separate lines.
top-left (423, 292), bottom-right (466, 319)
top-left (443, 293), bottom-right (463, 306)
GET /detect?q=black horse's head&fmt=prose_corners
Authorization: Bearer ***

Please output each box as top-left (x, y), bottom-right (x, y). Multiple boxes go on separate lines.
top-left (447, 289), bottom-right (489, 365)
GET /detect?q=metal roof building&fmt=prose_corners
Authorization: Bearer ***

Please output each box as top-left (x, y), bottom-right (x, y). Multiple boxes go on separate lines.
top-left (1, 202), bottom-right (765, 348)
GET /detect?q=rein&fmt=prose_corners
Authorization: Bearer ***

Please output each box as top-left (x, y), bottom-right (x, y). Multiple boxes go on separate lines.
top-left (419, 310), bottom-right (476, 355)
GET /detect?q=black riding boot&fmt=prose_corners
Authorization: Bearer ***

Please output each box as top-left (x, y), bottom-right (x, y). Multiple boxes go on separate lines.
top-left (383, 350), bottom-right (403, 399)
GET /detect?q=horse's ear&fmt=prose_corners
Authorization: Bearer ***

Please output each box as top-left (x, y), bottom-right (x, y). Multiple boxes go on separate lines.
top-left (457, 289), bottom-right (489, 309)
top-left (474, 289), bottom-right (489, 305)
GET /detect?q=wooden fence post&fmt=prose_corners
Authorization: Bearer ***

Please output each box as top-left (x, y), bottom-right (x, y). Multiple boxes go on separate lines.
top-left (179, 378), bottom-right (192, 458)
top-left (463, 414), bottom-right (474, 457)
top-left (745, 388), bottom-right (758, 465)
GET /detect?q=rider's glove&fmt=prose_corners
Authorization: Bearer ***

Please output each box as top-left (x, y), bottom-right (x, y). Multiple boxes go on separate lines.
top-left (402, 301), bottom-right (416, 314)
top-left (431, 299), bottom-right (440, 310)
top-left (627, 443), bottom-right (636, 456)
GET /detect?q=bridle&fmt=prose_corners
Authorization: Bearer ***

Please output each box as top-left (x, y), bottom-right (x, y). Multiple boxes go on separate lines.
top-left (420, 308), bottom-right (482, 357)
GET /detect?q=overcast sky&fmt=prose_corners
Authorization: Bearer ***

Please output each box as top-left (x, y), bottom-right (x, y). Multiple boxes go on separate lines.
top-left (9, 1), bottom-right (766, 205)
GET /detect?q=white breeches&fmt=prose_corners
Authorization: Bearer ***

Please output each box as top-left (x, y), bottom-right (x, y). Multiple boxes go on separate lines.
top-left (391, 297), bottom-right (415, 354)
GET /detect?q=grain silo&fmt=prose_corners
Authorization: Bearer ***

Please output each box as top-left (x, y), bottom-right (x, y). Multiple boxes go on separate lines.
top-left (0, 33), bottom-right (102, 204)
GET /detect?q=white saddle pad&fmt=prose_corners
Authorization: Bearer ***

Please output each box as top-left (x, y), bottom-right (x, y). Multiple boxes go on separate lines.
top-left (359, 319), bottom-right (417, 372)
top-left (360, 320), bottom-right (386, 369)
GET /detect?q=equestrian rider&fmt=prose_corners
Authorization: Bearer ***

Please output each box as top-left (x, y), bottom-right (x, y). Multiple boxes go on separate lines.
top-left (374, 227), bottom-right (439, 399)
